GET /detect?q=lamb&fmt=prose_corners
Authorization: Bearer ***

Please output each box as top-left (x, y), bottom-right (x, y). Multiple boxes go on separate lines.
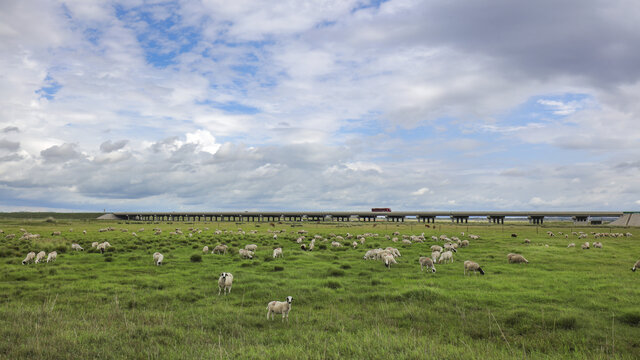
top-left (419, 257), bottom-right (436, 273)
top-left (273, 247), bottom-right (283, 258)
top-left (239, 249), bottom-right (254, 259)
top-left (203, 246), bottom-right (209, 254)
top-left (245, 244), bottom-right (258, 251)
top-left (593, 242), bottom-right (603, 248)
top-left (581, 242), bottom-right (590, 250)
top-left (430, 245), bottom-right (443, 252)
top-left (213, 244), bottom-right (228, 254)
top-left (71, 243), bottom-right (84, 251)
top-left (22, 252), bottom-right (36, 265)
top-left (382, 254), bottom-right (397, 269)
top-left (438, 251), bottom-right (453, 264)
top-left (632, 260), bottom-right (640, 272)
top-left (507, 253), bottom-right (528, 264)
top-left (464, 260), bottom-right (485, 275)
top-left (567, 243), bottom-right (575, 248)
top-left (218, 272), bottom-right (233, 295)
top-left (267, 296), bottom-right (293, 321)
top-left (35, 251), bottom-right (46, 264)
top-left (47, 251), bottom-right (57, 263)
top-left (153, 252), bottom-right (163, 266)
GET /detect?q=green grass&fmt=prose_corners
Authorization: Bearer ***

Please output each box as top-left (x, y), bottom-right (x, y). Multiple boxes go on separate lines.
top-left (0, 220), bottom-right (639, 359)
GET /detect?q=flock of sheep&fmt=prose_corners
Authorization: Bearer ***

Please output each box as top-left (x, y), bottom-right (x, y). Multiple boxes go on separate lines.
top-left (8, 225), bottom-right (639, 322)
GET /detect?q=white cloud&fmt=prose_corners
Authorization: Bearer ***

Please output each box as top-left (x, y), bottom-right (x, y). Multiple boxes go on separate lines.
top-left (411, 187), bottom-right (430, 195)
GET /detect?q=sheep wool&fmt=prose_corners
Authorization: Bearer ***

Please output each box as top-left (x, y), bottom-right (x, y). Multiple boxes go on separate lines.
top-left (267, 296), bottom-right (293, 321)
top-left (47, 251), bottom-right (57, 263)
top-left (153, 252), bottom-right (164, 266)
top-left (218, 272), bottom-right (233, 295)
top-left (464, 260), bottom-right (485, 275)
top-left (419, 257), bottom-right (436, 273)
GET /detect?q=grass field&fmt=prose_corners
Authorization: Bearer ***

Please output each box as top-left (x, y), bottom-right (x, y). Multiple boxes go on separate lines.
top-left (1, 218), bottom-right (639, 359)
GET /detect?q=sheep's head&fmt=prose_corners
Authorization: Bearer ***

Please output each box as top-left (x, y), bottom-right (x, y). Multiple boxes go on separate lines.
top-left (286, 296), bottom-right (293, 304)
top-left (431, 268), bottom-right (436, 273)
top-left (478, 268), bottom-right (485, 275)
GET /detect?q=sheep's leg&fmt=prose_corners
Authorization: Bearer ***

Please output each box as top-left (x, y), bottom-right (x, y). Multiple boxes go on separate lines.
top-left (267, 310), bottom-right (271, 320)
top-left (218, 287), bottom-right (221, 295)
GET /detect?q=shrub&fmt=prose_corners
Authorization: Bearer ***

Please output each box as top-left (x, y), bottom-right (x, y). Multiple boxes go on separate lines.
top-left (190, 254), bottom-right (202, 262)
top-left (340, 264), bottom-right (351, 270)
top-left (328, 268), bottom-right (345, 277)
top-left (104, 255), bottom-right (114, 262)
top-left (274, 266), bottom-right (284, 272)
top-left (619, 312), bottom-right (640, 327)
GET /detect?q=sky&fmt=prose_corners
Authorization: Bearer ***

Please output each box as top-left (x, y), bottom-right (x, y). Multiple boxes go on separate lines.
top-left (1, 0), bottom-right (640, 212)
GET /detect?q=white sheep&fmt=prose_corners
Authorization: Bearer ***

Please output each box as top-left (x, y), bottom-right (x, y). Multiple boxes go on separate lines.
top-left (632, 260), bottom-right (640, 272)
top-left (47, 251), bottom-right (57, 263)
top-left (460, 240), bottom-right (469, 247)
top-left (308, 242), bottom-right (314, 251)
top-left (507, 253), bottom-right (528, 264)
top-left (35, 251), bottom-right (46, 264)
top-left (153, 252), bottom-right (163, 266)
top-left (218, 272), bottom-right (233, 295)
top-left (402, 239), bottom-right (412, 245)
top-left (593, 242), bottom-right (603, 248)
top-left (239, 249), bottom-right (254, 259)
top-left (71, 243), bottom-right (84, 251)
top-left (385, 247), bottom-right (401, 257)
top-left (331, 241), bottom-right (342, 247)
top-left (203, 246), bottom-right (209, 253)
top-left (382, 254), bottom-right (397, 269)
top-left (91, 241), bottom-right (99, 248)
top-left (430, 245), bottom-right (443, 252)
top-left (443, 243), bottom-right (457, 253)
top-left (22, 251), bottom-right (36, 265)
top-left (352, 241), bottom-right (358, 249)
top-left (438, 251), bottom-right (453, 264)
top-left (431, 251), bottom-right (441, 262)
top-left (567, 243), bottom-right (575, 248)
top-left (245, 244), bottom-right (258, 251)
top-left (581, 242), bottom-right (590, 250)
top-left (97, 243), bottom-right (107, 254)
top-left (464, 260), bottom-right (485, 275)
top-left (273, 247), bottom-right (283, 258)
top-left (266, 296), bottom-right (293, 321)
top-left (419, 257), bottom-right (436, 273)
top-left (213, 244), bottom-right (228, 254)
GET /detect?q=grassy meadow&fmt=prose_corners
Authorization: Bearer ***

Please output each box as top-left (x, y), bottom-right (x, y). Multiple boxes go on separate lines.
top-left (1, 217), bottom-right (639, 359)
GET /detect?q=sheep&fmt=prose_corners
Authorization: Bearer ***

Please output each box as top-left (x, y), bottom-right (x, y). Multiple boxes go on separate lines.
top-left (438, 251), bottom-right (453, 264)
top-left (581, 242), bottom-right (590, 250)
top-left (153, 252), bottom-right (163, 266)
top-left (464, 260), bottom-right (485, 275)
top-left (359, 237), bottom-right (366, 245)
top-left (97, 243), bottom-right (107, 254)
top-left (632, 260), bottom-right (640, 272)
top-left (382, 254), bottom-right (397, 269)
top-left (213, 244), bottom-right (228, 254)
top-left (331, 241), bottom-right (342, 247)
top-left (47, 251), bottom-right (57, 263)
top-left (352, 241), bottom-right (358, 249)
top-left (402, 239), bottom-right (412, 245)
top-left (567, 243), bottom-right (575, 248)
top-left (51, 231), bottom-right (61, 236)
top-left (460, 240), bottom-right (469, 247)
top-left (431, 251), bottom-right (441, 262)
top-left (593, 242), bottom-right (603, 248)
top-left (511, 233), bottom-right (518, 238)
top-left (71, 243), bottom-right (84, 251)
top-left (91, 241), bottom-right (99, 248)
top-left (245, 244), bottom-right (258, 252)
top-left (203, 246), bottom-right (209, 254)
top-left (239, 249), bottom-right (254, 259)
top-left (267, 296), bottom-right (293, 321)
top-left (5, 234), bottom-right (15, 240)
top-left (385, 247), bottom-right (401, 257)
top-left (35, 251), bottom-right (46, 264)
top-left (419, 257), bottom-right (436, 273)
top-left (218, 272), bottom-right (233, 295)
top-left (507, 253), bottom-right (528, 264)
top-left (523, 239), bottom-right (531, 244)
top-left (22, 252), bottom-right (36, 265)
top-left (430, 245), bottom-right (443, 252)
top-left (273, 247), bottom-right (283, 258)
top-left (443, 243), bottom-right (457, 253)
top-left (308, 242), bottom-right (315, 251)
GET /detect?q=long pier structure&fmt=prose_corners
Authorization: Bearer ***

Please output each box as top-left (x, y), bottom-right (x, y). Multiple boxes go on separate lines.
top-left (108, 211), bottom-right (624, 224)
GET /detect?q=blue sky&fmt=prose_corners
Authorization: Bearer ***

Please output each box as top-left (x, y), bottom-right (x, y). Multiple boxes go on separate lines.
top-left (0, 0), bottom-right (639, 212)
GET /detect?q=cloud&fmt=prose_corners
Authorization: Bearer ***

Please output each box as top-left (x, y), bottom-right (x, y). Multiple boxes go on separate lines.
top-left (2, 126), bottom-right (19, 133)
top-left (100, 139), bottom-right (129, 153)
top-left (40, 143), bottom-right (82, 163)
top-left (0, 139), bottom-right (19, 151)
top-left (411, 187), bottom-right (430, 195)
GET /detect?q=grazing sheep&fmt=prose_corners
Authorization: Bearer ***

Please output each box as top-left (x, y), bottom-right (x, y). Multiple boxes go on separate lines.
top-left (567, 243), bottom-right (575, 248)
top-left (402, 239), bottom-right (412, 245)
top-left (385, 247), bottom-right (401, 257)
top-left (22, 252), bottom-right (36, 265)
top-left (507, 253), bottom-right (528, 264)
top-left (239, 249), bottom-right (254, 259)
top-left (593, 242), bottom-right (603, 248)
top-left (460, 240), bottom-right (469, 247)
top-left (51, 231), bottom-right (61, 236)
top-left (382, 254), bottom-right (397, 269)
top-left (438, 251), bottom-right (453, 264)
top-left (581, 242), bottom-right (590, 250)
top-left (5, 234), bottom-right (15, 240)
top-left (511, 233), bottom-right (518, 238)
top-left (273, 248), bottom-right (283, 258)
top-left (352, 241), bottom-right (358, 249)
top-left (203, 246), bottom-right (209, 254)
top-left (35, 251), bottom-right (46, 264)
top-left (213, 244), bottom-right (228, 254)
top-left (523, 239), bottom-right (531, 244)
top-left (153, 252), bottom-right (163, 266)
top-left (218, 272), bottom-right (233, 295)
top-left (431, 245), bottom-right (443, 252)
top-left (91, 242), bottom-right (99, 248)
top-left (300, 244), bottom-right (307, 251)
top-left (469, 235), bottom-right (480, 240)
top-left (419, 257), bottom-right (436, 273)
top-left (308, 242), bottom-right (314, 251)
top-left (431, 251), bottom-right (441, 262)
top-left (331, 241), bottom-right (342, 247)
top-left (359, 238), bottom-right (366, 244)
top-left (464, 260), bottom-right (485, 275)
top-left (97, 243), bottom-right (107, 254)
top-left (632, 260), bottom-right (640, 272)
top-left (47, 251), bottom-right (57, 263)
top-left (443, 243), bottom-right (457, 253)
top-left (267, 296), bottom-right (293, 321)
top-left (245, 244), bottom-right (258, 252)
top-left (71, 243), bottom-right (84, 251)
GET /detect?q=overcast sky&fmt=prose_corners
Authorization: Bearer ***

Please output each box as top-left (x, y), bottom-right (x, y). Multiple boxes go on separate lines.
top-left (1, 0), bottom-right (639, 212)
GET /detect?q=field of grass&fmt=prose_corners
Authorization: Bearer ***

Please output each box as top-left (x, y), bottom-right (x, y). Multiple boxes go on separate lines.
top-left (1, 218), bottom-right (639, 359)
